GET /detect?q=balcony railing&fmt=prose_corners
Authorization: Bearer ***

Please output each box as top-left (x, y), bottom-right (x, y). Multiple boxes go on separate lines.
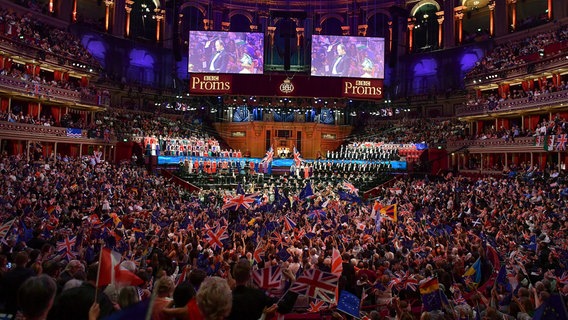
top-left (0, 74), bottom-right (109, 107)
top-left (456, 89), bottom-right (568, 116)
top-left (446, 136), bottom-right (536, 149)
top-left (0, 121), bottom-right (113, 143)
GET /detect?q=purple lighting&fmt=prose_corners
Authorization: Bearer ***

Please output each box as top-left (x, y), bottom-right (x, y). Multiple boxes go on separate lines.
top-left (460, 49), bottom-right (483, 73)
top-left (129, 48), bottom-right (155, 67)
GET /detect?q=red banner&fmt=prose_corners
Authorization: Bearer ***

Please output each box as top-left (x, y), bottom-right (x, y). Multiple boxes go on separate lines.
top-left (189, 73), bottom-right (384, 100)
top-left (341, 79), bottom-right (383, 99)
top-left (189, 74), bottom-right (233, 94)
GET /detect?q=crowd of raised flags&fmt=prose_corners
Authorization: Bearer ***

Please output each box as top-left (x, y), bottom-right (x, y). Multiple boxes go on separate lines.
top-left (1, 153), bottom-right (568, 319)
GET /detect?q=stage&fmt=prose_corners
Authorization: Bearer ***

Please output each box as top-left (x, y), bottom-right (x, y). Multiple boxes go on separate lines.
top-left (157, 155), bottom-right (407, 170)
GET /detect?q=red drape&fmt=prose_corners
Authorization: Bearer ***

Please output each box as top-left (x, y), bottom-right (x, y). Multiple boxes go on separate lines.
top-left (81, 76), bottom-right (89, 87)
top-left (54, 70), bottom-right (62, 81)
top-left (28, 102), bottom-right (40, 118)
top-left (0, 98), bottom-right (8, 112)
top-left (521, 80), bottom-right (528, 91)
top-left (50, 106), bottom-right (60, 124)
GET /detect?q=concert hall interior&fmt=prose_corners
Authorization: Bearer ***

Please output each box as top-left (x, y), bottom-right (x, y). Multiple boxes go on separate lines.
top-left (0, 0), bottom-right (568, 319)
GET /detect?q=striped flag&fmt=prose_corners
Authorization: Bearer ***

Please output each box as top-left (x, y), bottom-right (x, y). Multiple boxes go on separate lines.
top-left (66, 128), bottom-right (82, 138)
top-left (331, 248), bottom-right (343, 276)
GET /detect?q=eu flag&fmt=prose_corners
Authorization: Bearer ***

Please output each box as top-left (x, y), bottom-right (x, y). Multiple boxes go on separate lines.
top-left (337, 290), bottom-right (360, 318)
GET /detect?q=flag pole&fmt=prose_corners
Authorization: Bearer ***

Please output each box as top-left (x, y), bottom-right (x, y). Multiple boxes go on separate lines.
top-left (94, 245), bottom-right (104, 303)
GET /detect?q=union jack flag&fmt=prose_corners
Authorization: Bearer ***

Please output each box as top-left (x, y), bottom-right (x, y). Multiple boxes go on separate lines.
top-left (222, 194), bottom-right (257, 211)
top-left (290, 269), bottom-right (339, 303)
top-left (555, 272), bottom-right (568, 285)
top-left (307, 300), bottom-right (328, 313)
top-left (557, 134), bottom-right (568, 151)
top-left (0, 218), bottom-right (15, 240)
top-left (261, 145), bottom-right (274, 164)
top-left (293, 146), bottom-right (304, 166)
top-left (388, 271), bottom-right (418, 291)
top-left (270, 231), bottom-right (285, 248)
top-left (294, 229), bottom-right (306, 241)
top-left (56, 236), bottom-right (77, 260)
top-left (308, 209), bottom-right (326, 220)
top-left (283, 216), bottom-right (296, 232)
top-left (253, 242), bottom-right (265, 264)
top-left (342, 181), bottom-right (359, 195)
top-left (252, 265), bottom-right (282, 290)
top-left (204, 226), bottom-right (228, 250)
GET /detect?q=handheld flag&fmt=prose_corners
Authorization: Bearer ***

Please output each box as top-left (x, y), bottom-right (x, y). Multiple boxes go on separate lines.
top-left (380, 204), bottom-right (398, 222)
top-left (290, 269), bottom-right (339, 303)
top-left (97, 248), bottom-right (144, 287)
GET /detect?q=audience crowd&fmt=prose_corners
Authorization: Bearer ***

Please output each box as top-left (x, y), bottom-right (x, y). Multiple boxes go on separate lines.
top-left (466, 23), bottom-right (568, 78)
top-left (0, 152), bottom-right (566, 320)
top-left (0, 7), bottom-right (100, 67)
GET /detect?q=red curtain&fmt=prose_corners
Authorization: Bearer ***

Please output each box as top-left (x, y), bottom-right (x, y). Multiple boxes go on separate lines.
top-left (81, 76), bottom-right (89, 87)
top-left (25, 63), bottom-right (34, 75)
top-left (11, 141), bottom-right (23, 155)
top-left (28, 103), bottom-right (40, 118)
top-left (0, 55), bottom-right (4, 70)
top-left (54, 70), bottom-right (62, 81)
top-left (5, 58), bottom-right (12, 70)
top-left (69, 145), bottom-right (79, 157)
top-left (521, 80), bottom-right (528, 91)
top-left (50, 106), bottom-right (60, 124)
top-left (0, 98), bottom-right (8, 112)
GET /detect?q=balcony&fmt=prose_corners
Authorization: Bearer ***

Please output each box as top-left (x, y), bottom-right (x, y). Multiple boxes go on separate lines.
top-left (0, 74), bottom-right (109, 107)
top-left (456, 89), bottom-right (568, 117)
top-left (446, 136), bottom-right (541, 153)
top-left (0, 121), bottom-right (112, 144)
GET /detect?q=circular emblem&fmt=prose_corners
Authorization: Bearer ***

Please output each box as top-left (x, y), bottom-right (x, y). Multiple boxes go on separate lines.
top-left (279, 79), bottom-right (294, 94)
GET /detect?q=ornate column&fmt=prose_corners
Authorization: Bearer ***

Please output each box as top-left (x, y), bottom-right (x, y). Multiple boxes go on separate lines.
top-left (72, 0), bottom-right (77, 22)
top-left (267, 26), bottom-right (276, 45)
top-left (125, 0), bottom-right (133, 37)
top-left (222, 21), bottom-right (230, 32)
top-left (454, 6), bottom-right (466, 45)
top-left (508, 0), bottom-right (517, 31)
top-left (296, 27), bottom-right (304, 46)
top-left (203, 19), bottom-right (212, 31)
top-left (357, 24), bottom-right (368, 36)
top-left (488, 0), bottom-right (495, 36)
top-left (407, 18), bottom-right (415, 53)
top-left (104, 0), bottom-right (114, 32)
top-left (436, 11), bottom-right (444, 48)
top-left (154, 8), bottom-right (165, 42)
top-left (388, 21), bottom-right (392, 51)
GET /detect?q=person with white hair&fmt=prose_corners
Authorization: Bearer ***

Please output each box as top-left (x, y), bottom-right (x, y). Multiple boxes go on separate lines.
top-left (197, 276), bottom-right (233, 320)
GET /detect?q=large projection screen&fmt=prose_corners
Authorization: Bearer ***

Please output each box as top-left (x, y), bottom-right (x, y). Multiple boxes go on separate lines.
top-left (311, 35), bottom-right (385, 79)
top-left (188, 31), bottom-right (264, 74)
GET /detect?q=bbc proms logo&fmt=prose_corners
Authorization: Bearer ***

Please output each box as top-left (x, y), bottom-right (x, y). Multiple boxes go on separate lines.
top-left (279, 79), bottom-right (294, 94)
